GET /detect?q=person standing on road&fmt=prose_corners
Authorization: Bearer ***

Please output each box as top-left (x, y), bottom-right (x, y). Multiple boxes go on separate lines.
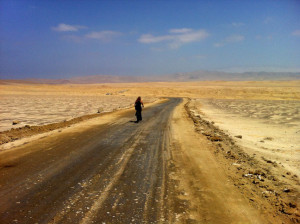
top-left (134, 96), bottom-right (144, 123)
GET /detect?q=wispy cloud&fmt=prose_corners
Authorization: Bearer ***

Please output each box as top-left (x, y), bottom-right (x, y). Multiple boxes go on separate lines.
top-left (52, 23), bottom-right (87, 32)
top-left (139, 34), bottom-right (173, 43)
top-left (169, 28), bottom-right (193, 33)
top-left (232, 22), bottom-right (245, 27)
top-left (56, 29), bottom-right (122, 43)
top-left (214, 34), bottom-right (245, 47)
top-left (292, 30), bottom-right (300, 37)
top-left (85, 31), bottom-right (122, 42)
top-left (255, 35), bottom-right (273, 40)
top-left (138, 28), bottom-right (209, 49)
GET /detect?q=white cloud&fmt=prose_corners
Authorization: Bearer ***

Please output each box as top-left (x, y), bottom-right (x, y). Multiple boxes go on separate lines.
top-left (176, 30), bottom-right (209, 43)
top-left (138, 34), bottom-right (173, 43)
top-left (292, 30), bottom-right (300, 37)
top-left (52, 23), bottom-right (87, 32)
top-left (138, 28), bottom-right (209, 49)
top-left (214, 34), bottom-right (245, 47)
top-left (85, 31), bottom-right (122, 41)
top-left (232, 22), bottom-right (245, 27)
top-left (169, 28), bottom-right (193, 33)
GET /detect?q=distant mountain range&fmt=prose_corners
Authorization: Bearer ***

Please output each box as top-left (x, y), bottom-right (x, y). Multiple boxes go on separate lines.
top-left (1, 71), bottom-right (300, 84)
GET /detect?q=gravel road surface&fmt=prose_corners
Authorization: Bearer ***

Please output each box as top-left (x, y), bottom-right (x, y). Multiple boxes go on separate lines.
top-left (0, 98), bottom-right (181, 224)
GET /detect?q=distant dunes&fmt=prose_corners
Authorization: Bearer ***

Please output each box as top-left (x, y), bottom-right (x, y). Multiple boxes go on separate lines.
top-left (1, 71), bottom-right (300, 84)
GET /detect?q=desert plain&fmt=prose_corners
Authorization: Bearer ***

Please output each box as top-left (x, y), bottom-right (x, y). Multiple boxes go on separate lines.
top-left (1, 80), bottom-right (299, 131)
top-left (0, 80), bottom-right (300, 223)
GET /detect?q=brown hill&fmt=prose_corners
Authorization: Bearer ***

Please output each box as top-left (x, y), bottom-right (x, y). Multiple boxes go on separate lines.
top-left (1, 71), bottom-right (299, 84)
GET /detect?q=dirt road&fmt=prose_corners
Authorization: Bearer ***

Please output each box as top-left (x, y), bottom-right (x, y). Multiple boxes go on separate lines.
top-left (0, 98), bottom-right (180, 224)
top-left (0, 98), bottom-right (293, 223)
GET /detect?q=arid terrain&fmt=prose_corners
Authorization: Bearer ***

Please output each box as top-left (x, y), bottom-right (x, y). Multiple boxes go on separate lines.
top-left (0, 80), bottom-right (299, 223)
top-left (192, 98), bottom-right (300, 177)
top-left (0, 95), bottom-right (158, 132)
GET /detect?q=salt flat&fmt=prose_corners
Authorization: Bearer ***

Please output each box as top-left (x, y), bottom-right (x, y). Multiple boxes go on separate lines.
top-left (0, 94), bottom-right (157, 132)
top-left (192, 99), bottom-right (300, 177)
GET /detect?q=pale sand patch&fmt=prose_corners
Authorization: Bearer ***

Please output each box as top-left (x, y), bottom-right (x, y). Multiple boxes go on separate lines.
top-left (0, 95), bottom-right (157, 132)
top-left (1, 80), bottom-right (300, 100)
top-left (0, 99), bottom-right (166, 152)
top-left (1, 80), bottom-right (299, 161)
top-left (192, 98), bottom-right (300, 177)
top-left (1, 81), bottom-right (299, 132)
top-left (170, 99), bottom-right (268, 223)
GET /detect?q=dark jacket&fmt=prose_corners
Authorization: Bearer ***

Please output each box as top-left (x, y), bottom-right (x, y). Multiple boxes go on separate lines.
top-left (135, 101), bottom-right (142, 111)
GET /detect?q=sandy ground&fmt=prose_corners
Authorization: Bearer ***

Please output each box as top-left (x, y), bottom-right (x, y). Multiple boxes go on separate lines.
top-left (1, 98), bottom-right (297, 223)
top-left (170, 99), bottom-right (269, 223)
top-left (1, 80), bottom-right (299, 132)
top-left (0, 80), bottom-right (299, 223)
top-left (1, 80), bottom-right (300, 100)
top-left (191, 99), bottom-right (300, 178)
top-left (0, 95), bottom-right (157, 132)
top-left (183, 99), bottom-right (299, 222)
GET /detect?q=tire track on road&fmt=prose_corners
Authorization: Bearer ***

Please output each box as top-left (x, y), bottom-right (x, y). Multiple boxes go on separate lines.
top-left (0, 98), bottom-right (182, 224)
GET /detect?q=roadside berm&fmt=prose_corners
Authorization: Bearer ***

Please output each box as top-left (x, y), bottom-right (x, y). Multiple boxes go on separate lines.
top-left (168, 98), bottom-right (299, 223)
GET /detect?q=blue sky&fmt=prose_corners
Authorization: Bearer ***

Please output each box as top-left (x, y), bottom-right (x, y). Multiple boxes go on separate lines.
top-left (0, 0), bottom-right (300, 79)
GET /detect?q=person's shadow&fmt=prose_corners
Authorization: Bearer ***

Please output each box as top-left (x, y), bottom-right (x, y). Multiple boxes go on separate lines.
top-left (129, 120), bottom-right (140, 123)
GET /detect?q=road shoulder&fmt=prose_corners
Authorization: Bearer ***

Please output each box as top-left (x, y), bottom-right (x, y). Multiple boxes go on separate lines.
top-left (169, 98), bottom-right (290, 223)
